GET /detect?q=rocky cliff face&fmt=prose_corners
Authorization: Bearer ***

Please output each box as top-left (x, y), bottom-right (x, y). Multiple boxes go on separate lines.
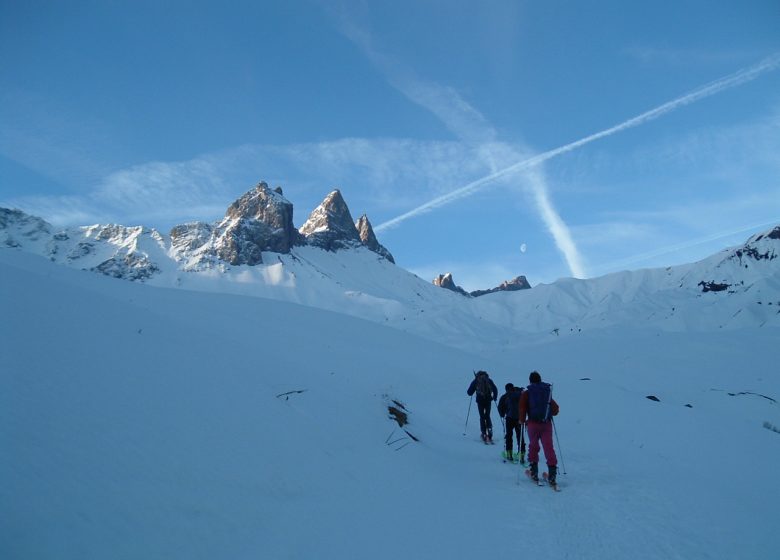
top-left (433, 273), bottom-right (470, 296)
top-left (222, 183), bottom-right (302, 254)
top-left (1, 181), bottom-right (396, 279)
top-left (470, 275), bottom-right (531, 297)
top-left (207, 183), bottom-right (303, 266)
top-left (299, 190), bottom-right (362, 252)
top-left (433, 272), bottom-right (532, 297)
top-left (0, 208), bottom-right (51, 248)
top-left (356, 214), bottom-right (395, 263)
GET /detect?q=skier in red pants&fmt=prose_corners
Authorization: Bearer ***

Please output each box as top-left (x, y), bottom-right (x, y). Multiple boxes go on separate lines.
top-left (519, 371), bottom-right (560, 484)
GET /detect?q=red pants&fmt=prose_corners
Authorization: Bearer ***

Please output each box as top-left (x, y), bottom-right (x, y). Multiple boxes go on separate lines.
top-left (526, 420), bottom-right (557, 466)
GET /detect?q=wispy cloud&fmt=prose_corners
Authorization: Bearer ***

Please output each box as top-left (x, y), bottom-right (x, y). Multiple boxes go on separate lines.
top-left (594, 218), bottom-right (780, 275)
top-left (1, 139), bottom-right (517, 228)
top-left (336, 10), bottom-right (587, 277)
top-left (0, 88), bottom-right (118, 189)
top-left (376, 52), bottom-right (780, 235)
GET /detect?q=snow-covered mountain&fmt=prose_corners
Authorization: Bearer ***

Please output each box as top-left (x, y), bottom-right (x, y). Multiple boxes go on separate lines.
top-left (2, 234), bottom-right (778, 559)
top-left (2, 184), bottom-right (779, 558)
top-left (1, 188), bottom-right (778, 352)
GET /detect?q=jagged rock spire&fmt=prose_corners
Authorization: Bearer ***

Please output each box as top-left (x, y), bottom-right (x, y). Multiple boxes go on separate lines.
top-left (223, 182), bottom-right (301, 251)
top-left (299, 189), bottom-right (362, 251)
top-left (356, 214), bottom-right (395, 263)
top-left (433, 273), bottom-right (470, 296)
top-left (213, 182), bottom-right (303, 265)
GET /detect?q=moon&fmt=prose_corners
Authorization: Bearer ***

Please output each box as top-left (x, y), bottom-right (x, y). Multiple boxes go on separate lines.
top-left (520, 243), bottom-right (527, 253)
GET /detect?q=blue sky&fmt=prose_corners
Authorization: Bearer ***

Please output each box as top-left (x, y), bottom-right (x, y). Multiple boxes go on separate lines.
top-left (2, 0), bottom-right (779, 288)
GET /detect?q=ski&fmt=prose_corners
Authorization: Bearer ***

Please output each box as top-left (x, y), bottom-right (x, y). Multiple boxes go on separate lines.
top-left (501, 451), bottom-right (524, 464)
top-left (543, 472), bottom-right (561, 492)
top-left (524, 468), bottom-right (544, 487)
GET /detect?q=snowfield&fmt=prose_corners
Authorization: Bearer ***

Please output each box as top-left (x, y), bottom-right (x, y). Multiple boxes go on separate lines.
top-left (2, 232), bottom-right (779, 559)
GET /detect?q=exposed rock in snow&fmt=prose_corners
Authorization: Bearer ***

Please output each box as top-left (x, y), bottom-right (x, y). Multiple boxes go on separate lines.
top-left (2, 196), bottom-right (779, 340)
top-left (222, 182), bottom-right (302, 254)
top-left (205, 182), bottom-right (303, 266)
top-left (433, 272), bottom-right (532, 297)
top-left (433, 273), bottom-right (470, 297)
top-left (355, 214), bottom-right (395, 263)
top-left (470, 275), bottom-right (531, 297)
top-left (0, 181), bottom-right (399, 279)
top-left (299, 189), bottom-right (362, 251)
top-left (0, 208), bottom-right (51, 248)
top-left (93, 252), bottom-right (160, 281)
top-left (170, 222), bottom-right (214, 254)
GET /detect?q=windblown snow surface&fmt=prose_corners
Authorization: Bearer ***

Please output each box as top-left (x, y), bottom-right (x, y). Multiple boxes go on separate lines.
top-left (2, 247), bottom-right (779, 559)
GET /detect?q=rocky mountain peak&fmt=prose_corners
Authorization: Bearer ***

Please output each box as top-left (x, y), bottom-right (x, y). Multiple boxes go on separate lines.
top-left (433, 273), bottom-right (470, 296)
top-left (211, 182), bottom-right (303, 265)
top-left (225, 182), bottom-right (297, 239)
top-left (356, 214), bottom-right (395, 263)
top-left (433, 272), bottom-right (532, 297)
top-left (470, 275), bottom-right (531, 297)
top-left (299, 189), bottom-right (361, 251)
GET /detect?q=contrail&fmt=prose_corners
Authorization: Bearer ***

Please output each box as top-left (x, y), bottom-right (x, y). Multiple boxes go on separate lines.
top-left (376, 52), bottom-right (780, 232)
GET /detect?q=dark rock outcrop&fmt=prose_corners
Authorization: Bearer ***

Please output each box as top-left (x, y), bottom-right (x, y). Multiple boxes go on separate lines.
top-left (433, 272), bottom-right (532, 297)
top-left (222, 182), bottom-right (302, 254)
top-left (698, 280), bottom-right (730, 293)
top-left (93, 253), bottom-right (160, 281)
top-left (3, 181), bottom-right (399, 272)
top-left (764, 226), bottom-right (780, 240)
top-left (356, 214), bottom-right (395, 263)
top-left (170, 222), bottom-right (214, 253)
top-left (470, 276), bottom-right (531, 297)
top-left (433, 273), bottom-right (470, 297)
top-left (299, 190), bottom-right (362, 251)
top-left (0, 208), bottom-right (51, 247)
top-left (177, 182), bottom-right (303, 266)
top-left (214, 218), bottom-right (275, 266)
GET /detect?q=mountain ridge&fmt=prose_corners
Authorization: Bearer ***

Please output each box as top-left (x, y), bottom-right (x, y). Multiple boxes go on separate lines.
top-left (2, 202), bottom-right (778, 349)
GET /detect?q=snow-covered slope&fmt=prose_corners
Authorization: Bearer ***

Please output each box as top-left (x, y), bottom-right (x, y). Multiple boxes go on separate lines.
top-left (2, 247), bottom-right (779, 560)
top-left (2, 201), bottom-right (778, 354)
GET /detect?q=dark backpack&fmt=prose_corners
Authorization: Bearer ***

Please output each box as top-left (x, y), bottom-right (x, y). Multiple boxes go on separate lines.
top-left (506, 387), bottom-right (523, 419)
top-left (527, 382), bottom-right (552, 422)
top-left (475, 372), bottom-right (492, 399)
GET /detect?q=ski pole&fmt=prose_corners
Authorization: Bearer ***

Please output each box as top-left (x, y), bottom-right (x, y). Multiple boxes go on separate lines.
top-left (519, 422), bottom-right (526, 461)
top-left (517, 423), bottom-right (526, 485)
top-left (552, 418), bottom-right (567, 475)
top-left (463, 394), bottom-right (473, 436)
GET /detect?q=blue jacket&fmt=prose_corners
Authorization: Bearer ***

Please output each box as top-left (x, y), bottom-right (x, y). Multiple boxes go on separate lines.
top-left (498, 387), bottom-right (524, 419)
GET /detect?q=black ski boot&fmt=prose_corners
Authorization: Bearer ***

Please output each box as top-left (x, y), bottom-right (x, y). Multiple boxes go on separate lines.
top-left (547, 464), bottom-right (557, 485)
top-left (506, 449), bottom-right (513, 462)
top-left (529, 462), bottom-right (539, 481)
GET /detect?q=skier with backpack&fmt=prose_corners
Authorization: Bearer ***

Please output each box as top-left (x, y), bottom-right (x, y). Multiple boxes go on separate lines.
top-left (519, 371), bottom-right (560, 485)
top-left (498, 383), bottom-right (525, 462)
top-left (466, 370), bottom-right (498, 443)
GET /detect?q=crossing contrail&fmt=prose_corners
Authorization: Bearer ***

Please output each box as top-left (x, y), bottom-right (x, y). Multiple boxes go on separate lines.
top-left (376, 52), bottom-right (780, 233)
